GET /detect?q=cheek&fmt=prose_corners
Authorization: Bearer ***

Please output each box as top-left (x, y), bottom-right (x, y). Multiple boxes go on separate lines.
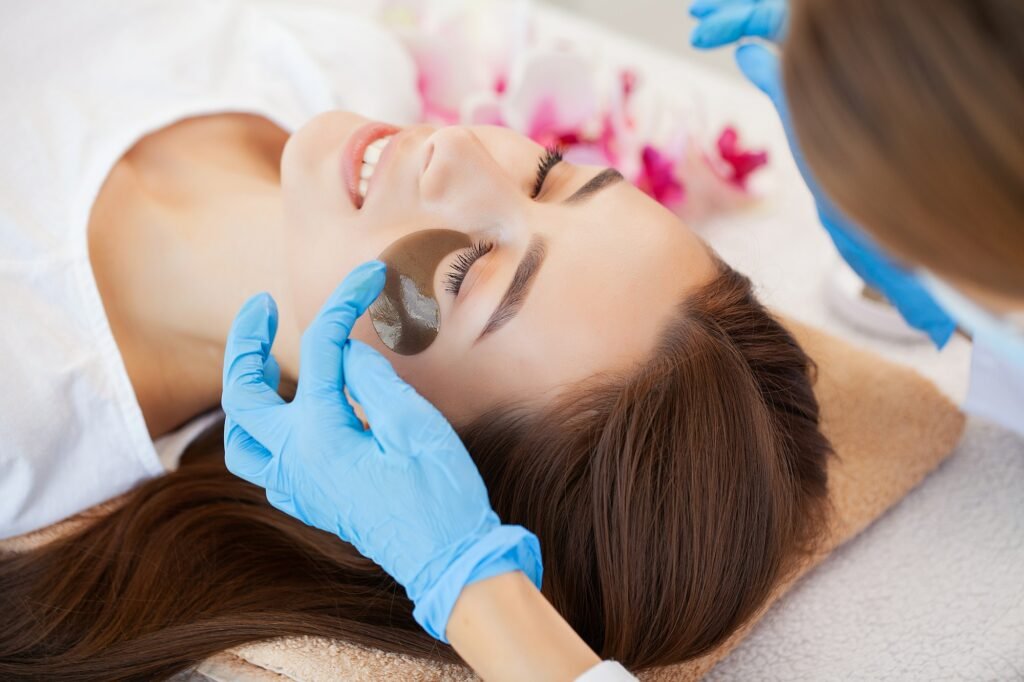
top-left (283, 220), bottom-right (435, 339)
top-left (285, 230), bottom-right (358, 332)
top-left (280, 124), bottom-right (356, 327)
top-left (349, 316), bottom-right (492, 422)
top-left (280, 112), bottom-right (365, 227)
top-left (350, 312), bottom-right (443, 390)
top-left (282, 111), bottom-right (367, 179)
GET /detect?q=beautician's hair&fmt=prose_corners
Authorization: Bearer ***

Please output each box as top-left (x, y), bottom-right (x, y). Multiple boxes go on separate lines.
top-left (0, 262), bottom-right (831, 679)
top-left (785, 0), bottom-right (1024, 299)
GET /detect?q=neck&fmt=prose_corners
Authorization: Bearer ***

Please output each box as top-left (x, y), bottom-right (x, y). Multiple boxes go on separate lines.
top-left (89, 114), bottom-right (302, 438)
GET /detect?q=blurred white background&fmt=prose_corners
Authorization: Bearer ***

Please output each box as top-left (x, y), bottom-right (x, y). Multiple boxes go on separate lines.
top-left (539, 0), bottom-right (741, 77)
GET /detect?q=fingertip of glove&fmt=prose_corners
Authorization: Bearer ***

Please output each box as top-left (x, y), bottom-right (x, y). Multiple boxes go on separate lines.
top-left (241, 291), bottom-right (275, 315)
top-left (344, 261), bottom-right (387, 304)
top-left (735, 43), bottom-right (778, 90)
top-left (688, 0), bottom-right (715, 18)
top-left (734, 42), bottom-right (760, 64)
top-left (344, 339), bottom-right (390, 375)
top-left (352, 259), bottom-right (386, 278)
top-left (735, 42), bottom-right (774, 66)
top-left (344, 341), bottom-right (415, 408)
top-left (690, 26), bottom-right (710, 49)
top-left (345, 337), bottom-right (373, 356)
top-left (232, 293), bottom-right (278, 338)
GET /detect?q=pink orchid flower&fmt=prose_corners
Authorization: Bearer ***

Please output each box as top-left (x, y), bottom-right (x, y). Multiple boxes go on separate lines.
top-left (716, 126), bottom-right (769, 190)
top-left (384, 0), bottom-right (528, 125)
top-left (636, 145), bottom-right (686, 208)
top-left (379, 0), bottom-right (770, 221)
top-left (670, 126), bottom-right (769, 223)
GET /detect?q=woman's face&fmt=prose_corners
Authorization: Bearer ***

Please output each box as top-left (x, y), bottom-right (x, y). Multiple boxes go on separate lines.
top-left (281, 111), bottom-right (716, 422)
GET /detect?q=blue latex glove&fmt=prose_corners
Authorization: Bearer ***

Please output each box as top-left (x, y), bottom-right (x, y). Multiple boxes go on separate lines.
top-left (690, 0), bottom-right (788, 48)
top-left (221, 261), bottom-right (542, 642)
top-left (689, 2), bottom-right (956, 347)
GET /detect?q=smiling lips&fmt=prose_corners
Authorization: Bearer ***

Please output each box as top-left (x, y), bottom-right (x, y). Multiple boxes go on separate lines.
top-left (342, 122), bottom-right (400, 209)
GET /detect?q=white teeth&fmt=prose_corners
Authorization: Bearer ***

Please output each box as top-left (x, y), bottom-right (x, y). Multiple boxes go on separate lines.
top-left (356, 135), bottom-right (394, 203)
top-left (363, 142), bottom-right (384, 164)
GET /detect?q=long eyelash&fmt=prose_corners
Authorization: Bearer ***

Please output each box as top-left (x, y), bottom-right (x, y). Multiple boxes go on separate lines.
top-left (444, 240), bottom-right (495, 295)
top-left (531, 145), bottom-right (564, 198)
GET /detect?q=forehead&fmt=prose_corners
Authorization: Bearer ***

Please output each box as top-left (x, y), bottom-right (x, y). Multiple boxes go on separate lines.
top-left (461, 184), bottom-right (716, 410)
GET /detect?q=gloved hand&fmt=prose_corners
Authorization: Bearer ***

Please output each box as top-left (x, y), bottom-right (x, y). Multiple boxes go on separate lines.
top-left (690, 0), bottom-right (788, 48)
top-left (689, 1), bottom-right (957, 347)
top-left (221, 261), bottom-right (542, 642)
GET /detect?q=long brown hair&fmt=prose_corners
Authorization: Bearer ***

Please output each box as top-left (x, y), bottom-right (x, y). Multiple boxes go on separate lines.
top-left (784, 0), bottom-right (1024, 299)
top-left (0, 262), bottom-right (831, 680)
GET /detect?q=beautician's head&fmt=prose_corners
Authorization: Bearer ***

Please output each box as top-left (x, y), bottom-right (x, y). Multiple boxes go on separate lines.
top-left (280, 112), bottom-right (716, 422)
top-left (784, 0), bottom-right (1024, 311)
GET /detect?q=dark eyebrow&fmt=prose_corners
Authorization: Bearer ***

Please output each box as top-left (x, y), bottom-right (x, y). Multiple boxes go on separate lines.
top-left (479, 235), bottom-right (548, 339)
top-left (563, 167), bottom-right (624, 204)
top-left (476, 169), bottom-right (621, 339)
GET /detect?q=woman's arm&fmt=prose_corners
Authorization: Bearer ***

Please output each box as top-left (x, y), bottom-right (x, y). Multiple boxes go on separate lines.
top-left (447, 571), bottom-right (601, 682)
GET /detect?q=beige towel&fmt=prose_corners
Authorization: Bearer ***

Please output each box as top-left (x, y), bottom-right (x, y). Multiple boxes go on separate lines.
top-left (1, 321), bottom-right (966, 680)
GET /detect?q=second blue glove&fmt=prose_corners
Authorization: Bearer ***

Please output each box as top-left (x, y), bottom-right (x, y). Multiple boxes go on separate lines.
top-left (690, 0), bottom-right (788, 48)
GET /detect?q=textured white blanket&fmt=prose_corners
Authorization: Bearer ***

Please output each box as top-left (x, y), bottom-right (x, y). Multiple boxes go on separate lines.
top-left (709, 420), bottom-right (1024, 681)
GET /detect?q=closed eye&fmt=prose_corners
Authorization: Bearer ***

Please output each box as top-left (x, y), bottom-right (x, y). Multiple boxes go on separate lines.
top-left (477, 167), bottom-right (623, 339)
top-left (532, 146), bottom-right (564, 198)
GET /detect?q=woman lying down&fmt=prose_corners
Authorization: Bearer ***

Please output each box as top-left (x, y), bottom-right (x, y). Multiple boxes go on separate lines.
top-left (0, 1), bottom-right (831, 678)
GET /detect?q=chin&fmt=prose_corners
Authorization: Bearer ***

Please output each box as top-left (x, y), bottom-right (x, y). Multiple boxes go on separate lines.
top-left (283, 111), bottom-right (368, 176)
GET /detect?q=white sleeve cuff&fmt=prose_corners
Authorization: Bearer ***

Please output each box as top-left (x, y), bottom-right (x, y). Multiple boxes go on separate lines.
top-left (574, 660), bottom-right (637, 682)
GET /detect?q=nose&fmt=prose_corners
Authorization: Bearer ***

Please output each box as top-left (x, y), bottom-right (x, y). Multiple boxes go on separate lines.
top-left (419, 127), bottom-right (520, 222)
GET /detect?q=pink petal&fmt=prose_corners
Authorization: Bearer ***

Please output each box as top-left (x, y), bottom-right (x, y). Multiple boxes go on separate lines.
top-left (635, 145), bottom-right (686, 208)
top-left (601, 70), bottom-right (643, 174)
top-left (400, 33), bottom-right (481, 124)
top-left (715, 126), bottom-right (769, 189)
top-left (562, 142), bottom-right (614, 167)
top-left (460, 91), bottom-right (505, 126)
top-left (393, 1), bottom-right (529, 126)
top-left (501, 49), bottom-right (598, 140)
top-left (675, 141), bottom-right (763, 223)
